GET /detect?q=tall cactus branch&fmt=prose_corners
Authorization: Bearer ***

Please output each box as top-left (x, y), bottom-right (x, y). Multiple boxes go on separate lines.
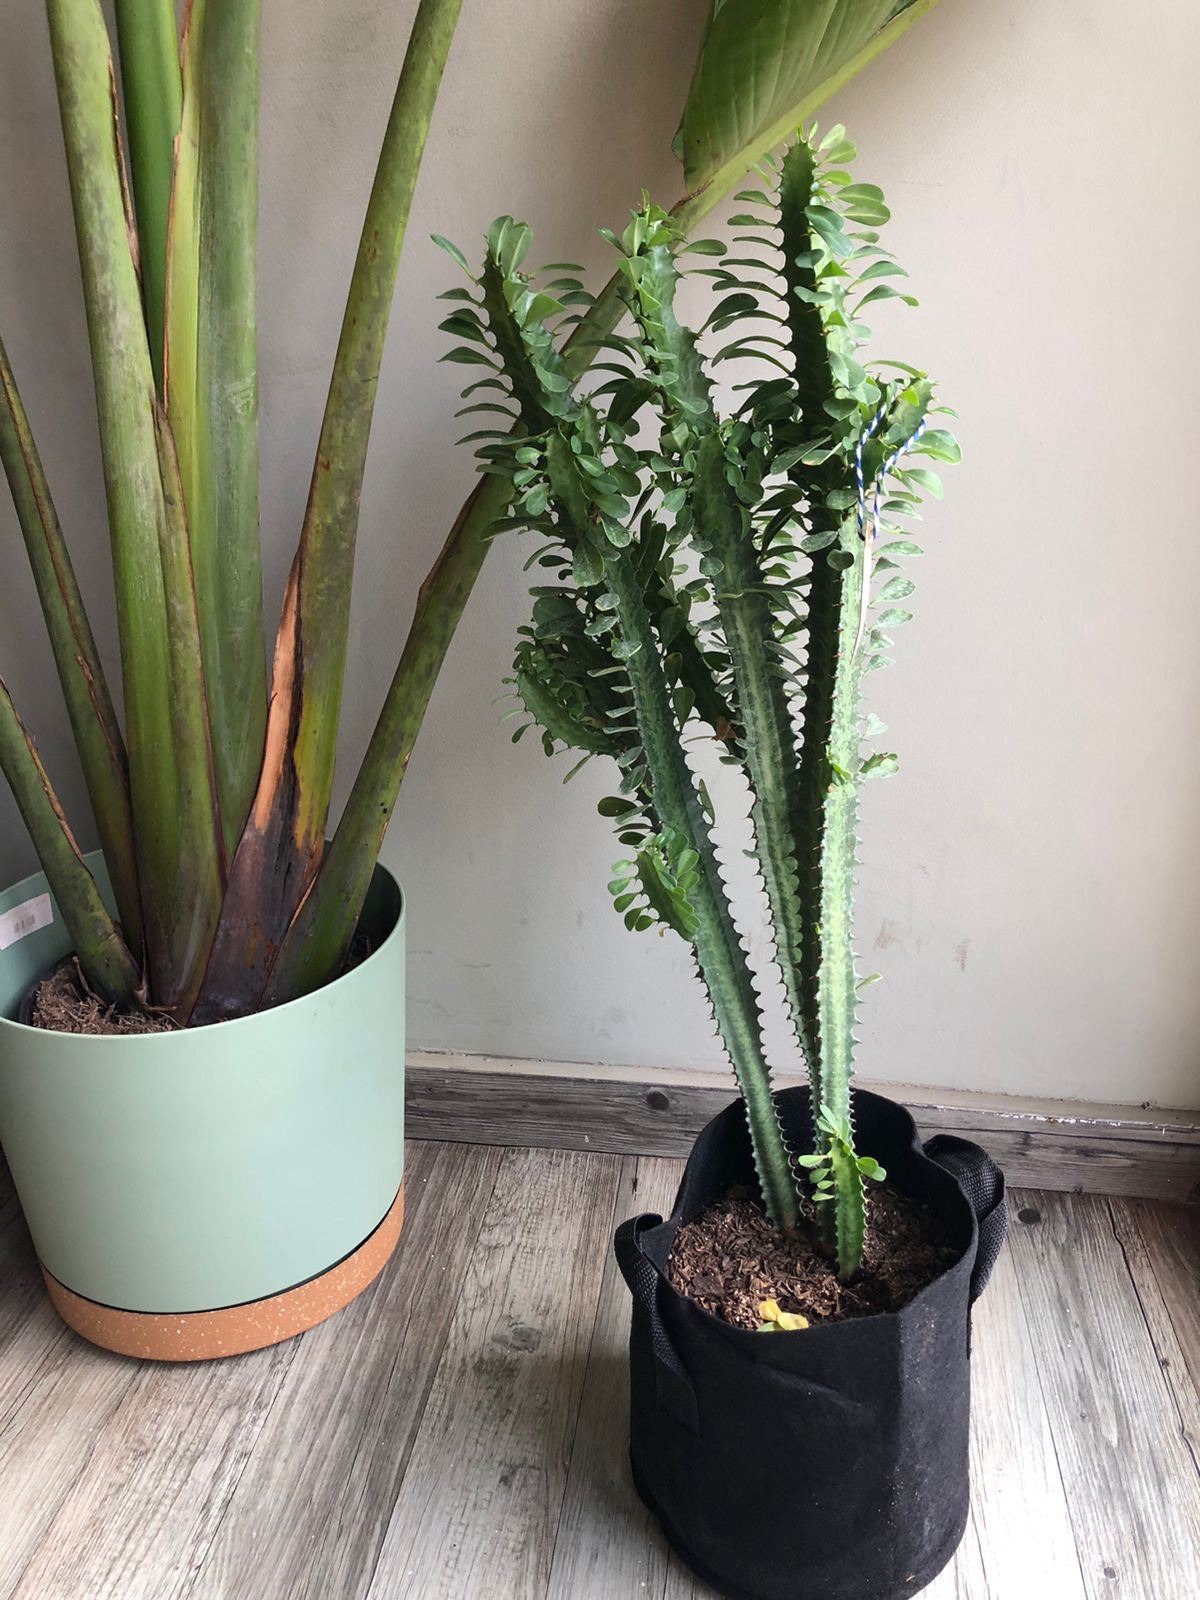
top-left (775, 134), bottom-right (948, 1272)
top-left (808, 553), bottom-right (869, 1268)
top-left (633, 180), bottom-right (875, 1271)
top-left (445, 220), bottom-right (799, 1228)
top-left (694, 438), bottom-right (816, 1066)
top-left (779, 139), bottom-right (846, 1139)
top-left (604, 553), bottom-right (799, 1229)
top-left (775, 138), bottom-right (878, 1267)
top-left (620, 217), bottom-right (815, 1073)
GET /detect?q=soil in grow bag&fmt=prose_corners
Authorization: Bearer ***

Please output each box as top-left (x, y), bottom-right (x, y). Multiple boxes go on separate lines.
top-left (668, 1182), bottom-right (957, 1329)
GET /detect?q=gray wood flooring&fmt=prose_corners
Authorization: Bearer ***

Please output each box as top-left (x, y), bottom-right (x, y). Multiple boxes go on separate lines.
top-left (0, 1141), bottom-right (1197, 1599)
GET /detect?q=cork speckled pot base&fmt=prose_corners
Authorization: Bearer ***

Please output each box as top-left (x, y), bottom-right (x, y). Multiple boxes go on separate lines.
top-left (41, 1182), bottom-right (404, 1362)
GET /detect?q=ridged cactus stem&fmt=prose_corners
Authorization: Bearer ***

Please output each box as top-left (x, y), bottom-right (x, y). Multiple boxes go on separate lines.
top-left (692, 435), bottom-right (815, 1073)
top-left (603, 552), bottom-right (800, 1231)
top-left (816, 559), bottom-right (866, 1136)
top-left (799, 538), bottom-right (868, 1276)
top-left (791, 553), bottom-right (838, 1127)
top-left (622, 229), bottom-right (816, 1076)
top-left (778, 137), bottom-right (859, 1159)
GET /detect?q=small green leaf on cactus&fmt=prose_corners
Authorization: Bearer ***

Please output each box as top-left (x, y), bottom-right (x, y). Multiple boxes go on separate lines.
top-left (878, 541), bottom-right (925, 559)
top-left (431, 233), bottom-right (473, 275)
top-left (874, 576), bottom-right (915, 603)
top-left (916, 429), bottom-right (961, 462)
top-left (859, 752), bottom-right (899, 780)
top-left (900, 467), bottom-right (943, 498)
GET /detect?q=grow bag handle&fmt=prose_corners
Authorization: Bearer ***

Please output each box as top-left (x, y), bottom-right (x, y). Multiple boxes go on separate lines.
top-left (923, 1133), bottom-right (1007, 1302)
top-left (615, 1213), bottom-right (702, 1436)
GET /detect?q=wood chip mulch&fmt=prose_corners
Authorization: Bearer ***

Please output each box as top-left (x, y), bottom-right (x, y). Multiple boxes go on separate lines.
top-left (666, 1182), bottom-right (959, 1330)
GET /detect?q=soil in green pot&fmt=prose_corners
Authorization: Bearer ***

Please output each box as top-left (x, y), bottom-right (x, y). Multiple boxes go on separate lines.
top-left (25, 959), bottom-right (175, 1036)
top-left (667, 1184), bottom-right (957, 1330)
top-left (22, 928), bottom-right (379, 1036)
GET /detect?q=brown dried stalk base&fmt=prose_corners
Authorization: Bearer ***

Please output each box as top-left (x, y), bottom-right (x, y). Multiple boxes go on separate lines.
top-left (30, 959), bottom-right (175, 1036)
top-left (667, 1184), bottom-right (958, 1330)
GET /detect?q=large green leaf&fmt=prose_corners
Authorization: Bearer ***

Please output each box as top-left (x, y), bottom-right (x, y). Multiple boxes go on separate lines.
top-left (680, 0), bottom-right (938, 197)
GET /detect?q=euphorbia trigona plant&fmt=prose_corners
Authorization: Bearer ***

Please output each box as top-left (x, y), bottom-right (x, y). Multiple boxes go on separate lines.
top-left (0, 0), bottom-right (943, 1025)
top-left (445, 130), bottom-right (958, 1278)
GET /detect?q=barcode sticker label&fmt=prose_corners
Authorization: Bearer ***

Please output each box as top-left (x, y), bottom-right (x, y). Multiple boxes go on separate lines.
top-left (0, 894), bottom-right (54, 951)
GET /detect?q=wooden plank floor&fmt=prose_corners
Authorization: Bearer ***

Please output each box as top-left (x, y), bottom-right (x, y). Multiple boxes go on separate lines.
top-left (0, 1143), bottom-right (1197, 1599)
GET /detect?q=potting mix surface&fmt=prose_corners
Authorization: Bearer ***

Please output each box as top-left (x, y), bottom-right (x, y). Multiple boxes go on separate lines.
top-left (25, 933), bottom-right (379, 1035)
top-left (29, 960), bottom-right (175, 1035)
top-left (667, 1184), bottom-right (959, 1329)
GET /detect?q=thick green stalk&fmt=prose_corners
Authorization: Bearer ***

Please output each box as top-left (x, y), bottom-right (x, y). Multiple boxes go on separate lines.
top-left (604, 554), bottom-right (798, 1230)
top-left (193, 0), bottom-right (465, 1023)
top-left (152, 407), bottom-right (224, 1016)
top-left (281, 0), bottom-right (463, 832)
top-left (267, 0), bottom-right (942, 1001)
top-left (0, 335), bottom-right (142, 954)
top-left (166, 0), bottom-right (265, 855)
top-left (263, 472), bottom-right (509, 1003)
top-left (112, 0), bottom-right (181, 391)
top-left (269, 280), bottom-right (635, 1001)
top-left (47, 0), bottom-right (221, 1010)
top-left (0, 681), bottom-right (140, 1006)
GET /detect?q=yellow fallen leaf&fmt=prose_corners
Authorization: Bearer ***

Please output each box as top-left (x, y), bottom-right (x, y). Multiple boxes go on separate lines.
top-left (775, 1309), bottom-right (809, 1331)
top-left (756, 1298), bottom-right (809, 1332)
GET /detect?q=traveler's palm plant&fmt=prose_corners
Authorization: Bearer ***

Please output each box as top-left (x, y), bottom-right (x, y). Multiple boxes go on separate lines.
top-left (0, 0), bottom-right (941, 1025)
top-left (446, 132), bottom-right (957, 1277)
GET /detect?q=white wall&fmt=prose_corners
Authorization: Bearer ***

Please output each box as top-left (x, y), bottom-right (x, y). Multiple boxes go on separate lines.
top-left (2, 0), bottom-right (1198, 1109)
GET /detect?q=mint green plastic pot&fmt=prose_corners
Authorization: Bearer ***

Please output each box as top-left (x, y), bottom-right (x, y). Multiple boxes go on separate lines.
top-left (0, 852), bottom-right (405, 1360)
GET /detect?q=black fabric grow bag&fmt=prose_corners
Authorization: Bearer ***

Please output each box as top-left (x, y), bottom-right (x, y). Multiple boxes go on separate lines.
top-left (615, 1086), bottom-right (1006, 1600)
